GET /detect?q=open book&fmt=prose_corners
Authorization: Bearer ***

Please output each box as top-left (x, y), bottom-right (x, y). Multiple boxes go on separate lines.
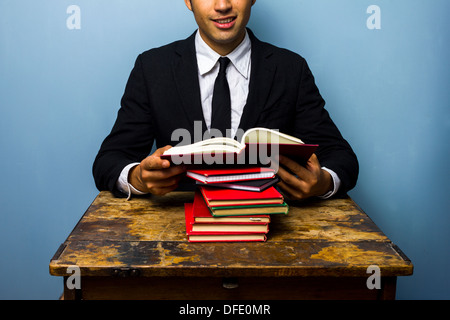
top-left (161, 127), bottom-right (318, 166)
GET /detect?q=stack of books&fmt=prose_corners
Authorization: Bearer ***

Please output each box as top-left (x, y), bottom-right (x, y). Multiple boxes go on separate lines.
top-left (183, 167), bottom-right (288, 242)
top-left (161, 128), bottom-right (319, 242)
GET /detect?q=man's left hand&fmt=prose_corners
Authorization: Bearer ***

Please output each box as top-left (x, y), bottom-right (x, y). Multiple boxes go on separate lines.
top-left (276, 154), bottom-right (333, 200)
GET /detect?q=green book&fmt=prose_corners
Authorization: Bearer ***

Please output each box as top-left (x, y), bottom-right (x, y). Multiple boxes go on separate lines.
top-left (209, 202), bottom-right (289, 217)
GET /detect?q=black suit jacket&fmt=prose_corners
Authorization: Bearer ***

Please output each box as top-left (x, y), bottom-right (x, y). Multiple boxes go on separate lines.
top-left (93, 29), bottom-right (358, 197)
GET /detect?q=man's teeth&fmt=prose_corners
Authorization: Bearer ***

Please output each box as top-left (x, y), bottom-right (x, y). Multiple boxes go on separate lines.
top-left (216, 18), bottom-right (234, 24)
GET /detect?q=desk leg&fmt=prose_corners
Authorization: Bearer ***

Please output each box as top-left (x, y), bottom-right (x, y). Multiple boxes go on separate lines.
top-left (62, 276), bottom-right (82, 300)
top-left (378, 277), bottom-right (397, 300)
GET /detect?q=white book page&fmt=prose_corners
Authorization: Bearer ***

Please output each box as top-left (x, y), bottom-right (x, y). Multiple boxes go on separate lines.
top-left (241, 127), bottom-right (304, 144)
top-left (163, 137), bottom-right (244, 155)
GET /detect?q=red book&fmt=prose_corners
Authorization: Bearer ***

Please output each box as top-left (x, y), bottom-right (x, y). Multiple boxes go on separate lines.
top-left (192, 191), bottom-right (270, 224)
top-left (186, 167), bottom-right (275, 184)
top-left (184, 203), bottom-right (267, 243)
top-left (199, 185), bottom-right (284, 207)
top-left (195, 176), bottom-right (280, 192)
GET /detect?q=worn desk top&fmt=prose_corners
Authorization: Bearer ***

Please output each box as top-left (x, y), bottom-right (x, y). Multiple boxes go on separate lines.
top-left (49, 191), bottom-right (413, 278)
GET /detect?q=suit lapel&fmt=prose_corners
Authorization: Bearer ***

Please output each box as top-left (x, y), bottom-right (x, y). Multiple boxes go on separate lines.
top-left (238, 29), bottom-right (277, 132)
top-left (172, 32), bottom-right (208, 139)
top-left (171, 30), bottom-right (277, 139)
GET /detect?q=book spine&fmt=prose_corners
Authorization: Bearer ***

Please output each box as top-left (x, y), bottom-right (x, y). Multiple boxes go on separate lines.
top-left (187, 235), bottom-right (267, 243)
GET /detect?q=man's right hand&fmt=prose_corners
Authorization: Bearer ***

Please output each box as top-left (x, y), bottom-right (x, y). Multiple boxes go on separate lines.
top-left (128, 145), bottom-right (187, 195)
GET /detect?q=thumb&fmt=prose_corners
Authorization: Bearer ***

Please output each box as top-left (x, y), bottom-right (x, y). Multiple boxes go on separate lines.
top-left (306, 153), bottom-right (321, 173)
top-left (152, 145), bottom-right (173, 156)
top-left (141, 145), bottom-right (173, 170)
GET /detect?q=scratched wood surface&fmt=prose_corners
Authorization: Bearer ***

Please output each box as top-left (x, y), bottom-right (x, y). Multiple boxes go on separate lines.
top-left (49, 191), bottom-right (413, 278)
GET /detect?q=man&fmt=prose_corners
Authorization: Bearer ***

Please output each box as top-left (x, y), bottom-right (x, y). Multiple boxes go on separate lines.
top-left (93, 0), bottom-right (358, 200)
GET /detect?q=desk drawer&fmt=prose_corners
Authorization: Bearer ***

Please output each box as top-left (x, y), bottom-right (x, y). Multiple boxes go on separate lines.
top-left (64, 276), bottom-right (396, 300)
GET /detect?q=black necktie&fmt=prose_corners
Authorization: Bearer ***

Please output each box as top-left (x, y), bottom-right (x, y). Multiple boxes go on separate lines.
top-left (211, 57), bottom-right (231, 138)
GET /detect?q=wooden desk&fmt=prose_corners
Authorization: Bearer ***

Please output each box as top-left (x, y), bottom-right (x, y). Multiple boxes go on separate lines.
top-left (49, 191), bottom-right (412, 300)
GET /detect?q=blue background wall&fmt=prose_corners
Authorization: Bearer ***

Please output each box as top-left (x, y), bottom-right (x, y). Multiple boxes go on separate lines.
top-left (0, 0), bottom-right (448, 299)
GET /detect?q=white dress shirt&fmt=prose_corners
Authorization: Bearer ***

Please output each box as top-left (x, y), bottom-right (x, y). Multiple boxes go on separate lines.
top-left (117, 29), bottom-right (340, 199)
top-left (196, 29), bottom-right (251, 138)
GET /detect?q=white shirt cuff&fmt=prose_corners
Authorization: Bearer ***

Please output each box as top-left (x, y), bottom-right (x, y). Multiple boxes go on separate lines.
top-left (116, 163), bottom-right (148, 200)
top-left (318, 167), bottom-right (341, 199)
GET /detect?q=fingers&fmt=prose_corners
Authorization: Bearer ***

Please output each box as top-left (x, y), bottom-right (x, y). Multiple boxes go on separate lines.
top-left (277, 180), bottom-right (299, 200)
top-left (279, 154), bottom-right (321, 176)
top-left (137, 167), bottom-right (185, 196)
top-left (277, 155), bottom-right (309, 178)
top-left (276, 166), bottom-right (309, 200)
top-left (145, 177), bottom-right (183, 196)
top-left (130, 145), bottom-right (187, 195)
top-left (141, 159), bottom-right (186, 180)
top-left (140, 166), bottom-right (185, 187)
top-left (276, 154), bottom-right (330, 200)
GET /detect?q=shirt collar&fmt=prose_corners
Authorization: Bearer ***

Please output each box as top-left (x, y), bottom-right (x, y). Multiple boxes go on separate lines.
top-left (195, 29), bottom-right (251, 79)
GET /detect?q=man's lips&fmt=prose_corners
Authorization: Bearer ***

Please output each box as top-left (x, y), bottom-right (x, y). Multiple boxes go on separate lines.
top-left (212, 16), bottom-right (237, 29)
